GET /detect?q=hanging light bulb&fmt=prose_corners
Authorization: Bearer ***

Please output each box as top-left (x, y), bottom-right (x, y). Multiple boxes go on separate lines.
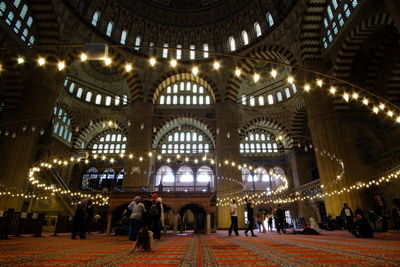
top-left (329, 87), bottom-right (336, 94)
top-left (352, 92), bottom-right (358, 99)
top-left (373, 106), bottom-right (379, 114)
top-left (270, 69), bottom-right (277, 78)
top-left (17, 57), bottom-right (25, 64)
top-left (170, 59), bottom-right (177, 68)
top-left (304, 84), bottom-right (311, 92)
top-left (343, 92), bottom-right (350, 102)
top-left (125, 63), bottom-right (133, 72)
top-left (379, 103), bottom-right (385, 110)
top-left (192, 66), bottom-right (199, 76)
top-left (362, 98), bottom-right (369, 105)
top-left (287, 76), bottom-right (294, 84)
top-left (387, 110), bottom-right (394, 117)
top-left (213, 61), bottom-right (220, 70)
top-left (57, 61), bottom-right (65, 71)
top-left (80, 53), bottom-right (87, 62)
top-left (253, 73), bottom-right (260, 83)
top-left (104, 57), bottom-right (112, 66)
top-left (149, 57), bottom-right (156, 66)
top-left (235, 68), bottom-right (241, 77)
top-left (316, 79), bottom-right (323, 87)
top-left (396, 116), bottom-right (400, 123)
top-left (37, 57), bottom-right (46, 66)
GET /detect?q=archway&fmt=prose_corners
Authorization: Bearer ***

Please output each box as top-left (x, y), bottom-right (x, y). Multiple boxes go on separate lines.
top-left (178, 203), bottom-right (207, 234)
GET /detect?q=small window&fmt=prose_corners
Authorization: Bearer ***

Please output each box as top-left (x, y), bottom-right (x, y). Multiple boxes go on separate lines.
top-left (120, 30), bottom-right (128, 44)
top-left (162, 43), bottom-right (169, 58)
top-left (122, 94), bottom-right (128, 105)
top-left (292, 83), bottom-right (297, 93)
top-left (241, 95), bottom-right (246, 105)
top-left (76, 88), bottom-right (83, 98)
top-left (176, 45), bottom-right (182, 59)
top-left (266, 12), bottom-right (274, 27)
top-left (277, 92), bottom-right (283, 102)
top-left (242, 30), bottom-right (249, 45)
top-left (254, 22), bottom-right (261, 37)
top-left (106, 21), bottom-right (113, 37)
top-left (115, 95), bottom-right (120, 106)
top-left (105, 96), bottom-right (112, 106)
top-left (268, 94), bottom-right (274, 105)
top-left (258, 96), bottom-right (264, 106)
top-left (0, 2), bottom-right (6, 16)
top-left (285, 88), bottom-right (291, 98)
top-left (134, 36), bottom-right (142, 50)
top-left (26, 16), bottom-right (33, 27)
top-left (85, 91), bottom-right (92, 102)
top-left (13, 0), bottom-right (21, 8)
top-left (95, 94), bottom-right (102, 105)
top-left (6, 11), bottom-right (14, 25)
top-left (249, 96), bottom-right (255, 106)
top-left (20, 4), bottom-right (28, 19)
top-left (190, 45), bottom-right (195, 59)
top-left (91, 11), bottom-right (100, 27)
top-left (203, 44), bottom-right (209, 58)
top-left (229, 36), bottom-right (236, 51)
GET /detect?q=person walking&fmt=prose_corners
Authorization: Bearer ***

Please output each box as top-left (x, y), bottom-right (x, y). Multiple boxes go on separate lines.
top-left (275, 204), bottom-right (286, 234)
top-left (244, 198), bottom-right (257, 237)
top-left (267, 215), bottom-right (273, 231)
top-left (257, 209), bottom-right (266, 233)
top-left (128, 196), bottom-right (146, 245)
top-left (340, 203), bottom-right (354, 231)
top-left (228, 199), bottom-right (239, 236)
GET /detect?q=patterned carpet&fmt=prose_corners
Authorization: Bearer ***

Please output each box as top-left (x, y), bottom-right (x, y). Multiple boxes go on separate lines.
top-left (0, 230), bottom-right (399, 266)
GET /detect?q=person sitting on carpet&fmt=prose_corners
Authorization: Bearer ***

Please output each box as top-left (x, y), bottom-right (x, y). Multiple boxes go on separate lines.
top-left (350, 214), bottom-right (374, 238)
top-left (131, 227), bottom-right (154, 252)
top-left (292, 218), bottom-right (321, 235)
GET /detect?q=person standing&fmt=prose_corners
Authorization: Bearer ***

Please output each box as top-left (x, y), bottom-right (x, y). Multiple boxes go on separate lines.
top-left (244, 199), bottom-right (257, 237)
top-left (275, 204), bottom-right (286, 234)
top-left (128, 196), bottom-right (146, 244)
top-left (257, 209), bottom-right (266, 233)
top-left (148, 193), bottom-right (162, 240)
top-left (374, 195), bottom-right (389, 233)
top-left (85, 199), bottom-right (94, 234)
top-left (228, 199), bottom-right (239, 236)
top-left (392, 199), bottom-right (400, 232)
top-left (267, 215), bottom-right (273, 231)
top-left (340, 203), bottom-right (354, 230)
top-left (71, 201), bottom-right (87, 239)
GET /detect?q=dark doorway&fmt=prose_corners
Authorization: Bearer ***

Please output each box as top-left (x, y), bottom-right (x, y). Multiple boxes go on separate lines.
top-left (178, 203), bottom-right (207, 234)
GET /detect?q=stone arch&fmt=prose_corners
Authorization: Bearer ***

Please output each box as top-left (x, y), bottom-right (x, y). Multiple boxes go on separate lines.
top-left (73, 117), bottom-right (128, 149)
top-left (54, 101), bottom-right (79, 144)
top-left (149, 71), bottom-right (221, 104)
top-left (178, 203), bottom-right (207, 234)
top-left (225, 45), bottom-right (297, 102)
top-left (290, 106), bottom-right (308, 145)
top-left (152, 116), bottom-right (216, 149)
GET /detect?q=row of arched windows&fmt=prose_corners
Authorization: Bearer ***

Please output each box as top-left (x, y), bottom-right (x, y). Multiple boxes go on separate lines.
top-left (241, 83), bottom-right (297, 107)
top-left (242, 166), bottom-right (285, 191)
top-left (158, 81), bottom-right (212, 105)
top-left (90, 10), bottom-right (274, 58)
top-left (240, 131), bottom-right (281, 155)
top-left (89, 133), bottom-right (127, 154)
top-left (64, 78), bottom-right (128, 107)
top-left (155, 165), bottom-right (213, 185)
top-left (160, 130), bottom-right (212, 154)
top-left (81, 167), bottom-right (125, 189)
top-left (0, 0), bottom-right (35, 46)
top-left (322, 0), bottom-right (359, 48)
top-left (52, 106), bottom-right (72, 144)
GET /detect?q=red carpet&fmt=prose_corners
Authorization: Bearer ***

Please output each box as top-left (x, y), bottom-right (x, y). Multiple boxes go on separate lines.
top-left (0, 230), bottom-right (399, 266)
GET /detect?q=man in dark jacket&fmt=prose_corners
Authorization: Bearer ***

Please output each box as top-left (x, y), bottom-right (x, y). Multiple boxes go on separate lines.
top-left (340, 203), bottom-right (354, 230)
top-left (244, 198), bottom-right (257, 237)
top-left (275, 204), bottom-right (286, 234)
top-left (72, 202), bottom-right (87, 239)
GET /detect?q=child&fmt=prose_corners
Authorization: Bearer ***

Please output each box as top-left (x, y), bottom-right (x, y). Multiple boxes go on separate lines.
top-left (131, 227), bottom-right (154, 252)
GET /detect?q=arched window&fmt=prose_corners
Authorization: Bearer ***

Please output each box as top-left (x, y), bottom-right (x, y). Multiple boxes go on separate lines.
top-left (285, 88), bottom-right (291, 98)
top-left (229, 36), bottom-right (236, 51)
top-left (242, 167), bottom-right (253, 182)
top-left (240, 129), bottom-right (281, 155)
top-left (189, 45), bottom-right (195, 59)
top-left (241, 30), bottom-right (249, 45)
top-left (176, 45), bottom-right (182, 59)
top-left (105, 96), bottom-right (112, 106)
top-left (134, 36), bottom-right (141, 50)
top-left (0, 2), bottom-right (6, 16)
top-left (254, 22), bottom-right (261, 37)
top-left (81, 167), bottom-right (99, 189)
top-left (267, 94), bottom-right (274, 105)
top-left (120, 29), bottom-right (128, 44)
top-left (156, 166), bottom-right (174, 185)
top-left (322, 0), bottom-right (359, 48)
top-left (197, 165), bottom-right (213, 183)
top-left (162, 43), bottom-right (169, 58)
top-left (89, 132), bottom-right (127, 154)
top-left (254, 167), bottom-right (269, 182)
top-left (106, 21), bottom-right (113, 37)
top-left (76, 88), bottom-right (83, 98)
top-left (277, 92), bottom-right (283, 102)
top-left (6, 11), bottom-right (14, 25)
top-left (157, 80), bottom-right (213, 105)
top-left (203, 44), bottom-right (209, 58)
top-left (149, 42), bottom-right (154, 54)
top-left (115, 95), bottom-right (120, 106)
top-left (177, 166), bottom-right (194, 183)
top-left (52, 106), bottom-right (72, 144)
top-left (91, 11), bottom-right (100, 26)
top-left (85, 91), bottom-right (92, 102)
top-left (258, 96), bottom-right (264, 106)
top-left (19, 4), bottom-right (27, 19)
top-left (14, 0), bottom-right (21, 8)
top-left (95, 94), bottom-right (102, 105)
top-left (266, 12), bottom-right (274, 27)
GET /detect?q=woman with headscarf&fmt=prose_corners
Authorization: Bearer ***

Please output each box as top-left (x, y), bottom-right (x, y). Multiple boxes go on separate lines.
top-left (128, 196), bottom-right (146, 245)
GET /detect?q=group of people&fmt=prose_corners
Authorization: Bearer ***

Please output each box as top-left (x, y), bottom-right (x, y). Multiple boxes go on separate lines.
top-left (71, 199), bottom-right (94, 239)
top-left (228, 199), bottom-right (286, 237)
top-left (127, 193), bottom-right (164, 252)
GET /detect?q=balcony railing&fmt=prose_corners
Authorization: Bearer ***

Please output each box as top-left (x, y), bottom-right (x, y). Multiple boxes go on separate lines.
top-left (113, 185), bottom-right (213, 193)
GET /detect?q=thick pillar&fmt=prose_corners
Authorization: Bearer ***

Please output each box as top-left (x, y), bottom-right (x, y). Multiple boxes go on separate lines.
top-left (0, 67), bottom-right (65, 210)
top-left (123, 103), bottom-right (153, 188)
top-left (215, 103), bottom-right (242, 228)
